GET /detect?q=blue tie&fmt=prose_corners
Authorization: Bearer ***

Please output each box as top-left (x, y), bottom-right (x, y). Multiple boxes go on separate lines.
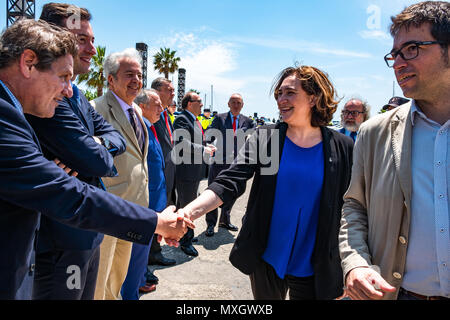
top-left (350, 131), bottom-right (357, 142)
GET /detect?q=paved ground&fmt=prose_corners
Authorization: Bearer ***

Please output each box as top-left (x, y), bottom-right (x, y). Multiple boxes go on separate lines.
top-left (141, 178), bottom-right (254, 300)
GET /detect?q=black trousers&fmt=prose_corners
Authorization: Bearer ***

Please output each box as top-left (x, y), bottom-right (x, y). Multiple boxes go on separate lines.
top-left (176, 179), bottom-right (200, 247)
top-left (205, 164), bottom-right (237, 226)
top-left (32, 246), bottom-right (100, 300)
top-left (250, 260), bottom-right (316, 300)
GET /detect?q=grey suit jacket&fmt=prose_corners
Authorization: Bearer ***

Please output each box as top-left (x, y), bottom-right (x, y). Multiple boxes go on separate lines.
top-left (339, 103), bottom-right (413, 300)
top-left (91, 91), bottom-right (150, 208)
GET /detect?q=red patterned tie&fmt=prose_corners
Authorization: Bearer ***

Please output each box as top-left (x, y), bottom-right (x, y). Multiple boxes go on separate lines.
top-left (164, 110), bottom-right (173, 145)
top-left (195, 119), bottom-right (204, 137)
top-left (232, 116), bottom-right (237, 133)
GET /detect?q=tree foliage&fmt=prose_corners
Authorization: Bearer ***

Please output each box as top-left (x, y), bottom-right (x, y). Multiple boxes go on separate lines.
top-left (77, 45), bottom-right (106, 97)
top-left (153, 47), bottom-right (181, 79)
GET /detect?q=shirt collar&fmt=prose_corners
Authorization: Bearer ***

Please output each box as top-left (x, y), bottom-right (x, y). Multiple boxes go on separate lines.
top-left (185, 109), bottom-right (197, 120)
top-left (410, 99), bottom-right (442, 127)
top-left (111, 91), bottom-right (134, 113)
top-left (0, 80), bottom-right (23, 113)
top-left (229, 112), bottom-right (240, 120)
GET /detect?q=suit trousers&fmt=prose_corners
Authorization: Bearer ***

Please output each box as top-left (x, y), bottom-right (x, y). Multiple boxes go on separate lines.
top-left (206, 164), bottom-right (237, 227)
top-left (121, 240), bottom-right (152, 300)
top-left (94, 235), bottom-right (132, 300)
top-left (32, 246), bottom-right (100, 300)
top-left (176, 179), bottom-right (200, 247)
top-left (250, 260), bottom-right (316, 300)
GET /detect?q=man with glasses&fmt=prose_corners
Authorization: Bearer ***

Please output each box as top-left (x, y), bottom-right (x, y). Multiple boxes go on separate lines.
top-left (339, 98), bottom-right (370, 142)
top-left (173, 92), bottom-right (216, 257)
top-left (339, 1), bottom-right (449, 300)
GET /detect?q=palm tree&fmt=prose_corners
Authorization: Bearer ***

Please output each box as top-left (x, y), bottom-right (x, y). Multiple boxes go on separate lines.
top-left (77, 45), bottom-right (106, 97)
top-left (153, 47), bottom-right (181, 79)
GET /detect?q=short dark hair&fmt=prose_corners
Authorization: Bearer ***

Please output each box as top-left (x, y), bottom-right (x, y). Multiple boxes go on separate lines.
top-left (272, 65), bottom-right (340, 127)
top-left (0, 19), bottom-right (78, 71)
top-left (181, 92), bottom-right (197, 110)
top-left (390, 1), bottom-right (449, 60)
top-left (151, 77), bottom-right (172, 91)
top-left (40, 2), bottom-right (92, 28)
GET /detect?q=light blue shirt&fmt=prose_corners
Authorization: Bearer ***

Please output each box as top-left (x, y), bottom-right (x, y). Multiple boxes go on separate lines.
top-left (0, 80), bottom-right (23, 113)
top-left (230, 112), bottom-right (240, 128)
top-left (402, 101), bottom-right (449, 298)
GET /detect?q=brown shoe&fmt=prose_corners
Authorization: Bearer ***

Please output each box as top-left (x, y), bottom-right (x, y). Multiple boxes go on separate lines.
top-left (139, 283), bottom-right (156, 293)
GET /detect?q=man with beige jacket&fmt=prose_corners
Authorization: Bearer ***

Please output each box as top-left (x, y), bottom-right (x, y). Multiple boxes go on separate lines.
top-left (339, 1), bottom-right (449, 300)
top-left (91, 48), bottom-right (152, 300)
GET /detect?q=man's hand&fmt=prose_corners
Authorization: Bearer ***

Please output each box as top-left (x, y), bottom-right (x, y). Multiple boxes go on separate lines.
top-left (154, 206), bottom-right (195, 245)
top-left (54, 158), bottom-right (78, 177)
top-left (345, 267), bottom-right (396, 300)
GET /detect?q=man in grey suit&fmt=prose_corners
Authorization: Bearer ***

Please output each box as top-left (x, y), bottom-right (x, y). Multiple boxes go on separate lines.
top-left (205, 93), bottom-right (255, 236)
top-left (339, 1), bottom-right (449, 300)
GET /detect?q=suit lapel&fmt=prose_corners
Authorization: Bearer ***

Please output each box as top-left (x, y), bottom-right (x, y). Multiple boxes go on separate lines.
top-left (390, 104), bottom-right (412, 205)
top-left (106, 91), bottom-right (147, 156)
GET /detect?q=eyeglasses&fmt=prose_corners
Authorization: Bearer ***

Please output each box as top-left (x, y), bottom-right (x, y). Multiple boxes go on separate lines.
top-left (342, 110), bottom-right (364, 117)
top-left (190, 99), bottom-right (202, 103)
top-left (384, 41), bottom-right (443, 68)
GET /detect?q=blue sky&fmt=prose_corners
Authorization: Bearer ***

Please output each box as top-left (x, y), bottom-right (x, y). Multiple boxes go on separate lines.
top-left (1, 0), bottom-right (419, 121)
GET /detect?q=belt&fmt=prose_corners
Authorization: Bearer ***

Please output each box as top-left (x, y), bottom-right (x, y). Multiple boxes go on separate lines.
top-left (400, 288), bottom-right (449, 301)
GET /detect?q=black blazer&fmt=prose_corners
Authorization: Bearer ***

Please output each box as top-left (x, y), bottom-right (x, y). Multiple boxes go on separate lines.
top-left (172, 110), bottom-right (206, 182)
top-left (208, 122), bottom-right (354, 299)
top-left (154, 110), bottom-right (176, 198)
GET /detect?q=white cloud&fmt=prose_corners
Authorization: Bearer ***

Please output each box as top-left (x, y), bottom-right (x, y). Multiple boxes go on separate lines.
top-left (230, 36), bottom-right (373, 59)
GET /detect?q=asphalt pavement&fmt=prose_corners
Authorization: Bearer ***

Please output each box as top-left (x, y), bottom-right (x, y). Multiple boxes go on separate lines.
top-left (141, 178), bottom-right (254, 300)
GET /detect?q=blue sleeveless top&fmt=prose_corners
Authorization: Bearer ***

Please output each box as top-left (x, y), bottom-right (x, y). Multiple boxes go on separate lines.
top-left (262, 137), bottom-right (324, 279)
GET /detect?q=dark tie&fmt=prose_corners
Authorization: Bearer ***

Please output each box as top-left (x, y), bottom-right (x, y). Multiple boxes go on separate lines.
top-left (128, 108), bottom-right (145, 153)
top-left (350, 131), bottom-right (357, 142)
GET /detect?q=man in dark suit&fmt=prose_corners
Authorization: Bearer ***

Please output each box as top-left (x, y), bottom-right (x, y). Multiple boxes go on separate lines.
top-left (173, 92), bottom-right (216, 257)
top-left (338, 98), bottom-right (370, 142)
top-left (0, 19), bottom-right (189, 300)
top-left (205, 94), bottom-right (255, 236)
top-left (25, 3), bottom-right (126, 300)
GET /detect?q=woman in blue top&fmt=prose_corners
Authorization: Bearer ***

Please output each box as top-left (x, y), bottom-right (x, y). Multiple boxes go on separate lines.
top-left (178, 66), bottom-right (354, 300)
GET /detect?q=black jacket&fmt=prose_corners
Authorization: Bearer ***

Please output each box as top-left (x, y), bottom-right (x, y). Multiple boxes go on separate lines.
top-left (173, 110), bottom-right (206, 181)
top-left (208, 122), bottom-right (353, 299)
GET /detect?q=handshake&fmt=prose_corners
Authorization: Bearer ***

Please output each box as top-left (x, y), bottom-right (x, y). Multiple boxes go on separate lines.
top-left (153, 206), bottom-right (195, 247)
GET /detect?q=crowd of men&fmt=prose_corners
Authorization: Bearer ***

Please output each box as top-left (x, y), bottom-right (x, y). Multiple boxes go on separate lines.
top-left (0, 1), bottom-right (448, 300)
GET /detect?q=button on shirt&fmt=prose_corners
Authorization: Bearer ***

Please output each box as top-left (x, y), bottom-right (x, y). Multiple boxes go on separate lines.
top-left (402, 101), bottom-right (449, 298)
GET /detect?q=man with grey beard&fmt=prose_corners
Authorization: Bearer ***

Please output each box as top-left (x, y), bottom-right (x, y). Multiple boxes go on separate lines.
top-left (338, 98), bottom-right (370, 142)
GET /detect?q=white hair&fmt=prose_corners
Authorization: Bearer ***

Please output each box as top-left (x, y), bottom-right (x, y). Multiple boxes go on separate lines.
top-left (104, 47), bottom-right (143, 81)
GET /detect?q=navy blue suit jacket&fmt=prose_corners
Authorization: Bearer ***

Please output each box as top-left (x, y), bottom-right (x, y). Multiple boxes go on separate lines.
top-left (0, 87), bottom-right (157, 299)
top-left (26, 86), bottom-right (127, 252)
top-left (143, 118), bottom-right (167, 212)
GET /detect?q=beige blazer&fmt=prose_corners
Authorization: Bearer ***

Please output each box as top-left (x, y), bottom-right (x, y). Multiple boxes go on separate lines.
top-left (91, 90), bottom-right (149, 208)
top-left (339, 103), bottom-right (412, 300)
